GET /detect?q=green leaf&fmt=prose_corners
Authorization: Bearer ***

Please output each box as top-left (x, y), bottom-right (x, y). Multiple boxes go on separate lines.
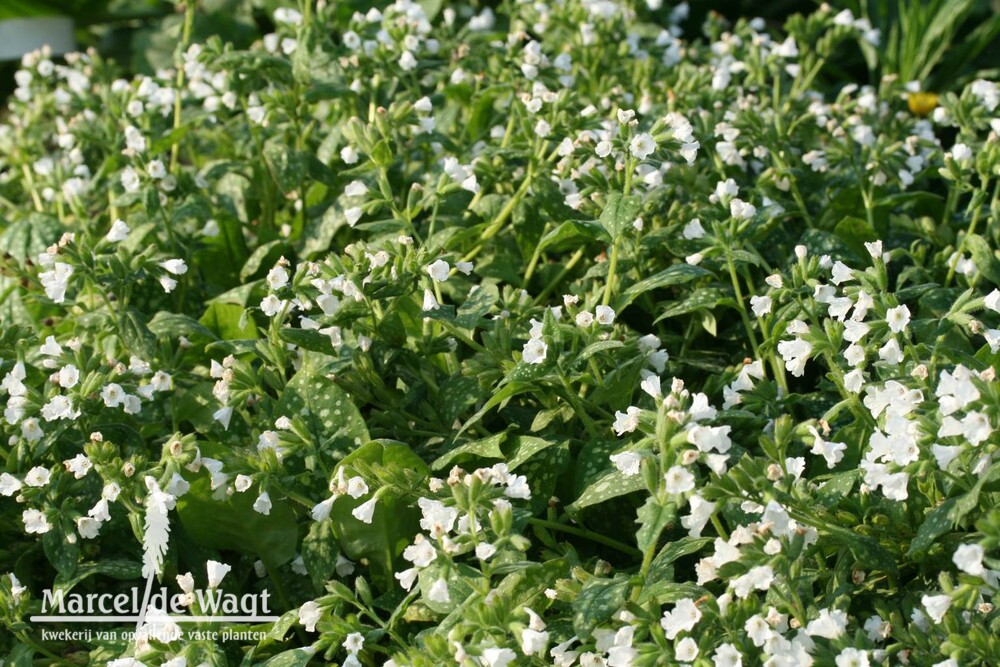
top-left (506, 435), bottom-right (559, 470)
top-left (599, 192), bottom-right (642, 240)
top-left (176, 476), bottom-right (297, 568)
top-left (647, 537), bottom-right (713, 581)
top-left (572, 576), bottom-right (629, 635)
top-left (278, 328), bottom-right (335, 354)
top-left (834, 216), bottom-right (877, 258)
top-left (255, 648), bottom-right (316, 667)
top-left (618, 264), bottom-right (712, 311)
top-left (432, 432), bottom-right (507, 471)
top-left (455, 284), bottom-right (498, 329)
top-left (54, 560), bottom-right (142, 595)
top-left (118, 307), bottom-right (159, 361)
top-left (148, 312), bottom-right (217, 341)
top-left (0, 213), bottom-right (61, 262)
top-left (816, 471), bottom-right (859, 507)
top-left (908, 498), bottom-right (958, 558)
top-left (568, 469), bottom-right (645, 512)
top-left (638, 581), bottom-right (709, 605)
top-left (263, 141), bottom-right (306, 194)
top-left (966, 234), bottom-right (1000, 286)
top-left (200, 302), bottom-right (258, 340)
top-left (538, 220), bottom-right (610, 251)
top-left (302, 520), bottom-right (340, 591)
top-left (578, 340), bottom-right (625, 361)
top-left (275, 364), bottom-right (369, 451)
top-left (636, 498), bottom-right (674, 555)
top-left (42, 522), bottom-right (79, 578)
top-left (330, 441), bottom-right (428, 588)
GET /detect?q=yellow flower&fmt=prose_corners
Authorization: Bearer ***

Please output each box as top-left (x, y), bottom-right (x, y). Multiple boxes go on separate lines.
top-left (908, 92), bottom-right (939, 116)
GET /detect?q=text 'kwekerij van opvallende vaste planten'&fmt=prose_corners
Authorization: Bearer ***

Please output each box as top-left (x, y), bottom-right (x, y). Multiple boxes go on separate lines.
top-left (1, 0), bottom-right (1000, 665)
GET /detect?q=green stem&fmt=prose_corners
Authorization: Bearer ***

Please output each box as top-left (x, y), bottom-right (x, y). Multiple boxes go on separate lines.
top-left (169, 2), bottom-right (196, 174)
top-left (526, 517), bottom-right (641, 557)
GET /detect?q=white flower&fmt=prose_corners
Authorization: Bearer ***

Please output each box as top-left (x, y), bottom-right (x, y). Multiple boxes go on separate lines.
top-left (835, 649), bottom-right (870, 667)
top-left (428, 578), bottom-right (451, 603)
top-left (347, 476), bottom-right (369, 499)
top-left (24, 466), bottom-right (51, 487)
top-left (23, 508), bottom-right (52, 534)
top-left (395, 567), bottom-right (419, 591)
top-left (481, 648), bottom-right (516, 667)
top-left (352, 497), bottom-right (377, 523)
top-left (886, 305), bottom-right (910, 333)
top-left (56, 364), bottom-right (80, 388)
top-left (160, 259), bottom-right (188, 275)
top-left (299, 600), bottom-right (322, 632)
top-left (613, 406), bottom-right (641, 435)
top-left (39, 262), bottom-right (74, 303)
top-left (522, 337), bottom-right (548, 364)
top-left (664, 465), bottom-right (695, 494)
top-left (806, 608), bottom-right (848, 639)
top-left (610, 451), bottom-right (642, 477)
top-left (77, 516), bottom-right (101, 539)
top-left (422, 288), bottom-right (440, 312)
top-left (595, 305), bottom-right (616, 325)
top-left (660, 598), bottom-right (702, 639)
top-left (206, 560), bottom-right (232, 588)
top-left (41, 395), bottom-right (80, 421)
top-left (107, 219), bottom-right (130, 242)
top-left (521, 628), bottom-right (549, 656)
top-left (266, 265), bottom-right (289, 290)
top-left (344, 632), bottom-right (365, 654)
top-left (676, 637), bottom-right (699, 662)
top-left (427, 259), bottom-right (450, 282)
top-left (475, 542), bottom-right (497, 560)
top-left (575, 311), bottom-right (594, 327)
top-left (952, 543), bottom-right (985, 577)
top-left (596, 140), bottom-right (613, 157)
top-left (922, 594), bottom-right (952, 624)
top-left (253, 492), bottom-right (272, 515)
top-left (683, 219), bottom-right (705, 239)
top-left (260, 295), bottom-right (286, 317)
top-left (750, 295), bottom-right (771, 317)
top-left (0, 473), bottom-right (24, 496)
top-left (629, 132), bottom-right (657, 159)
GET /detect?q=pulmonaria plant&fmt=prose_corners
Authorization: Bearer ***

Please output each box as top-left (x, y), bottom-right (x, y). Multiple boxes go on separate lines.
top-left (1, 0), bottom-right (1000, 665)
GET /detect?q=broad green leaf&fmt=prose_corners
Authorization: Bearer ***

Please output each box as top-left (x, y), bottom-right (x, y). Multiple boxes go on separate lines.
top-left (572, 576), bottom-right (629, 635)
top-left (255, 648), bottom-right (316, 667)
top-left (432, 432), bottom-right (507, 470)
top-left (148, 312), bottom-right (217, 341)
top-left (119, 307), bottom-right (159, 362)
top-left (908, 498), bottom-right (958, 558)
top-left (263, 141), bottom-right (307, 194)
top-left (330, 441), bottom-right (428, 588)
top-left (302, 520), bottom-right (340, 591)
top-left (618, 264), bottom-right (712, 311)
top-left (638, 581), bottom-right (709, 605)
top-left (506, 435), bottom-right (559, 470)
top-left (176, 476), bottom-right (297, 568)
top-left (54, 560), bottom-right (142, 595)
top-left (648, 537), bottom-right (713, 581)
top-left (568, 469), bottom-right (646, 512)
top-left (636, 498), bottom-right (675, 555)
top-left (200, 302), bottom-right (258, 340)
top-left (599, 192), bottom-right (642, 239)
top-left (455, 284), bottom-right (498, 329)
top-left (275, 365), bottom-right (369, 451)
top-left (579, 340), bottom-right (624, 361)
top-left (966, 234), bottom-right (1000, 286)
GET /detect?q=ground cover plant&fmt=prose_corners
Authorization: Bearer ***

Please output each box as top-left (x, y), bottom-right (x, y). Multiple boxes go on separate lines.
top-left (1, 0), bottom-right (1000, 665)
